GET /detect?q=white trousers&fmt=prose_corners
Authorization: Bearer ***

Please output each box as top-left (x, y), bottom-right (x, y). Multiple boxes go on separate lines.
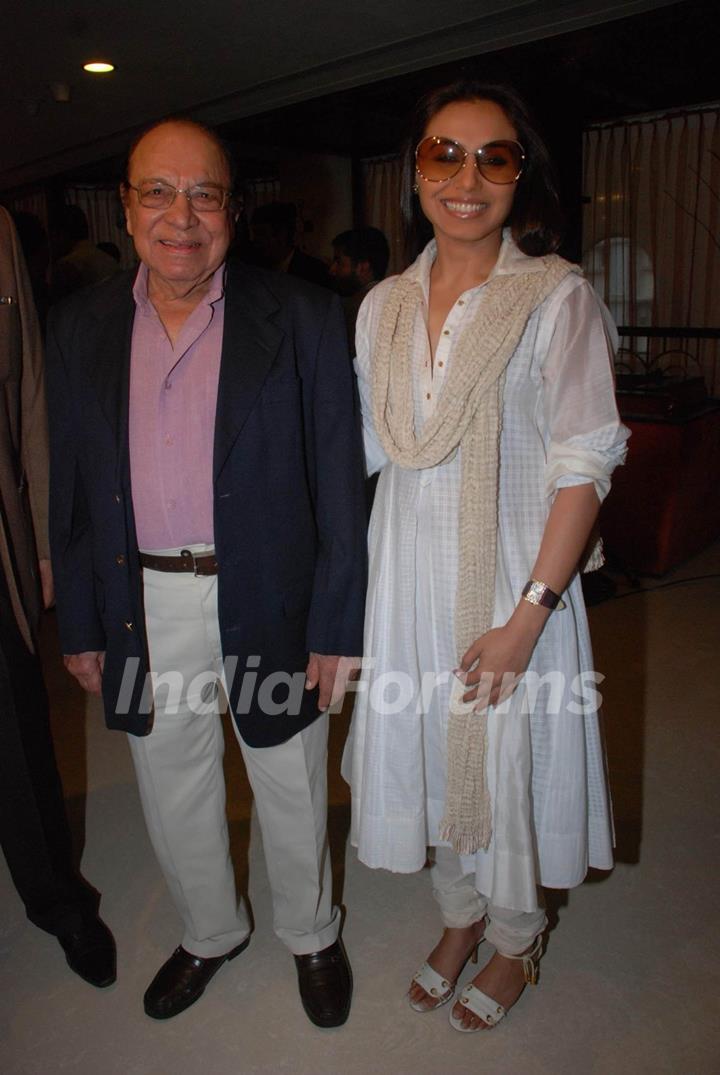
top-left (431, 846), bottom-right (546, 957)
top-left (127, 557), bottom-right (339, 958)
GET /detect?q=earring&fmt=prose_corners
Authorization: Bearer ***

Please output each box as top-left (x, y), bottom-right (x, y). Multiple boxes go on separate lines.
top-left (412, 183), bottom-right (419, 194)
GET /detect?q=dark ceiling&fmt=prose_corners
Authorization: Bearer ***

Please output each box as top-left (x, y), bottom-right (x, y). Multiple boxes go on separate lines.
top-left (50, 0), bottom-right (717, 197)
top-left (223, 0), bottom-right (718, 160)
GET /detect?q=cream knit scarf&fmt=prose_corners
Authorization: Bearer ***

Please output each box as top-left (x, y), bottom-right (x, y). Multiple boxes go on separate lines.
top-left (371, 252), bottom-right (578, 855)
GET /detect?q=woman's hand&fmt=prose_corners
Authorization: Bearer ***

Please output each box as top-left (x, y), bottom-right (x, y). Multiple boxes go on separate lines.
top-left (456, 605), bottom-right (547, 711)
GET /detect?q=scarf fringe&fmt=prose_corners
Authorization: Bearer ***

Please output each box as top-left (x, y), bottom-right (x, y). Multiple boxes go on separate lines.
top-left (439, 821), bottom-right (492, 856)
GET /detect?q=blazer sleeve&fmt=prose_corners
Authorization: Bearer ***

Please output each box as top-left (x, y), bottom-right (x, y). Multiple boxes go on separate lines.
top-left (45, 308), bottom-right (106, 654)
top-left (302, 292), bottom-right (368, 656)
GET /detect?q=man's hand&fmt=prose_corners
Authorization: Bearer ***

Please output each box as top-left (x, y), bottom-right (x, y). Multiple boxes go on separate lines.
top-left (38, 558), bottom-right (54, 609)
top-left (305, 653), bottom-right (362, 711)
top-left (64, 651), bottom-right (105, 695)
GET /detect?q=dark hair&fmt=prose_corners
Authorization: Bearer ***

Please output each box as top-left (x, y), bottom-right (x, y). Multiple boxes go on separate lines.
top-left (123, 116), bottom-right (237, 192)
top-left (51, 203), bottom-right (89, 242)
top-left (401, 80), bottom-right (563, 259)
top-left (332, 226), bottom-right (390, 280)
top-left (251, 202), bottom-right (297, 244)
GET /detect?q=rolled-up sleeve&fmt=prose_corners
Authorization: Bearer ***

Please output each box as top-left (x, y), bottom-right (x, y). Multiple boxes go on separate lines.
top-left (541, 278), bottom-right (629, 503)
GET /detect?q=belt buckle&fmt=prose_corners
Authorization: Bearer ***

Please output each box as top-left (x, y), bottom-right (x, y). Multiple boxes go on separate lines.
top-left (180, 548), bottom-right (202, 577)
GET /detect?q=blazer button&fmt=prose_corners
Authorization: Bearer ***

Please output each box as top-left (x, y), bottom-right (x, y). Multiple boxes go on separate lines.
top-left (124, 621), bottom-right (134, 632)
top-left (116, 554), bottom-right (125, 566)
top-left (114, 493), bottom-right (121, 503)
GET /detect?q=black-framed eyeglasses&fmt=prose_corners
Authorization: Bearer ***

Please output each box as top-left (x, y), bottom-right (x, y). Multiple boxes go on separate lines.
top-left (127, 180), bottom-right (232, 212)
top-left (415, 137), bottom-right (525, 185)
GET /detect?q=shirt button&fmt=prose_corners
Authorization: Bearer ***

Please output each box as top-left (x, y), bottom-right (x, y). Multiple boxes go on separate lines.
top-left (165, 379), bottom-right (172, 390)
top-left (116, 554), bottom-right (125, 566)
top-left (164, 434), bottom-right (174, 447)
top-left (426, 392), bottom-right (431, 400)
top-left (443, 329), bottom-right (450, 336)
top-left (168, 499), bottom-right (176, 510)
top-left (124, 621), bottom-right (134, 632)
top-left (458, 299), bottom-right (465, 305)
top-left (438, 361), bottom-right (444, 368)
top-left (114, 493), bottom-right (121, 503)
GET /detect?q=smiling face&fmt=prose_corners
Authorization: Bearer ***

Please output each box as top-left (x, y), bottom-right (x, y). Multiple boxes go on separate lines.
top-left (417, 98), bottom-right (519, 257)
top-left (122, 121), bottom-right (232, 297)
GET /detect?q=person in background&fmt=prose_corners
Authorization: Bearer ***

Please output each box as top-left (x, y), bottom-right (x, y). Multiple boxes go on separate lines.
top-left (344, 80), bottom-right (629, 1033)
top-left (46, 118), bottom-right (366, 1027)
top-left (96, 240), bottom-right (122, 263)
top-left (49, 204), bottom-right (121, 303)
top-left (0, 206), bottom-right (116, 989)
top-left (251, 201), bottom-right (330, 288)
top-left (330, 226), bottom-right (390, 355)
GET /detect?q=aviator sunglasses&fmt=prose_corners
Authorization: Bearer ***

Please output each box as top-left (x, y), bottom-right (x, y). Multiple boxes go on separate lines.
top-left (415, 136), bottom-right (525, 185)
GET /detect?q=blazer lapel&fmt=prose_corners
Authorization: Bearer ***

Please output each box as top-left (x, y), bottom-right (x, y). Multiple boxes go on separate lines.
top-left (213, 262), bottom-right (284, 481)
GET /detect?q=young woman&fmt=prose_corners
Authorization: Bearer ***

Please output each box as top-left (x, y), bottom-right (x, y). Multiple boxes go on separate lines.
top-left (344, 81), bottom-right (629, 1032)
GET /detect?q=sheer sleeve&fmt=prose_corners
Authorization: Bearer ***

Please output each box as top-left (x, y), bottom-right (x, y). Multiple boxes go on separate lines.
top-left (541, 277), bottom-right (629, 503)
top-left (354, 287), bottom-right (390, 478)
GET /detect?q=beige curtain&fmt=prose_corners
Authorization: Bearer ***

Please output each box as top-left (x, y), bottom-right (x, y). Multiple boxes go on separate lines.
top-left (65, 186), bottom-right (137, 269)
top-left (583, 108), bottom-right (720, 393)
top-left (362, 156), bottom-right (406, 276)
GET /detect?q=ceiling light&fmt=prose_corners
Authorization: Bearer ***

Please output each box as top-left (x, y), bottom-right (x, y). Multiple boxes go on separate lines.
top-left (83, 61), bottom-right (114, 74)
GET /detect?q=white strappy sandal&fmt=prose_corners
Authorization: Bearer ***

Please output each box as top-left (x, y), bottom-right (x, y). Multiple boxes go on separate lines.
top-left (448, 934), bottom-right (542, 1032)
top-left (408, 936), bottom-right (484, 1013)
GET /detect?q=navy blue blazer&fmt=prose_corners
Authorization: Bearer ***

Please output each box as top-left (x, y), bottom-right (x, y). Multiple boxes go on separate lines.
top-left (46, 259), bottom-right (368, 747)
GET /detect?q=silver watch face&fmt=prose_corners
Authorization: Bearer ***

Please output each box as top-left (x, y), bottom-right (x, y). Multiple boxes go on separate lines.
top-left (527, 581), bottom-right (546, 604)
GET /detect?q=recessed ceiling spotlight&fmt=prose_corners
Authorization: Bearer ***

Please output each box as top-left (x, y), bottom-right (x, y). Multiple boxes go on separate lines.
top-left (83, 61), bottom-right (115, 73)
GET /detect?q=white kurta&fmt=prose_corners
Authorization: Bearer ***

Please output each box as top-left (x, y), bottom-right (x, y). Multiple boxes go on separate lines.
top-left (343, 235), bottom-right (630, 913)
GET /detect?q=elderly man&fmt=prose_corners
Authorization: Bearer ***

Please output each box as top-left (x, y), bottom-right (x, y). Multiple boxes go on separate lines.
top-left (0, 206), bottom-right (116, 988)
top-left (46, 119), bottom-right (367, 1026)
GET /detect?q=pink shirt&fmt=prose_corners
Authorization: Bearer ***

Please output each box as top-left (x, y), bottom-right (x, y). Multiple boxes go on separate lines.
top-left (129, 263), bottom-right (225, 550)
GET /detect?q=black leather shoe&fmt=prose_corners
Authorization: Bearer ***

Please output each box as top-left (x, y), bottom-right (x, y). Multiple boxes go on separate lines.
top-left (59, 916), bottom-right (116, 988)
top-left (294, 939), bottom-right (352, 1027)
top-left (143, 937), bottom-right (250, 1020)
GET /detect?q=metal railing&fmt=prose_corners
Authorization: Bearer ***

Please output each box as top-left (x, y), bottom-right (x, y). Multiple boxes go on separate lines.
top-left (616, 326), bottom-right (720, 397)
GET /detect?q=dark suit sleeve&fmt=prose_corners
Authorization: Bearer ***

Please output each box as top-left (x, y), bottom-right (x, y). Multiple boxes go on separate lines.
top-left (45, 310), bottom-right (106, 654)
top-left (302, 293), bottom-right (367, 656)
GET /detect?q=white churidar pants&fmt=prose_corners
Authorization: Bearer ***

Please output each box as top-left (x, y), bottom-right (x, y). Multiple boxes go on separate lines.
top-left (431, 846), bottom-right (546, 956)
top-left (127, 553), bottom-right (339, 958)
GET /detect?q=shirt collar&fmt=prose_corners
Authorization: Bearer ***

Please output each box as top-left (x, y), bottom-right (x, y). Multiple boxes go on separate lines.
top-left (132, 261), bottom-right (227, 312)
top-left (407, 229), bottom-right (550, 303)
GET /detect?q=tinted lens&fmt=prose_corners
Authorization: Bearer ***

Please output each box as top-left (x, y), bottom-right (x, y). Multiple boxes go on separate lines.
top-left (416, 137), bottom-right (466, 181)
top-left (188, 186), bottom-right (226, 211)
top-left (138, 181), bottom-right (174, 208)
top-left (476, 141), bottom-right (524, 184)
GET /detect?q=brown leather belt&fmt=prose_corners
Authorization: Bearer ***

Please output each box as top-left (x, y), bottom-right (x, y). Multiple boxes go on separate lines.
top-left (139, 550), bottom-right (219, 576)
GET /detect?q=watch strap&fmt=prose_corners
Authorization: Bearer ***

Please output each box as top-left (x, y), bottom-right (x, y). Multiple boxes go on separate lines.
top-left (522, 579), bottom-right (566, 611)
